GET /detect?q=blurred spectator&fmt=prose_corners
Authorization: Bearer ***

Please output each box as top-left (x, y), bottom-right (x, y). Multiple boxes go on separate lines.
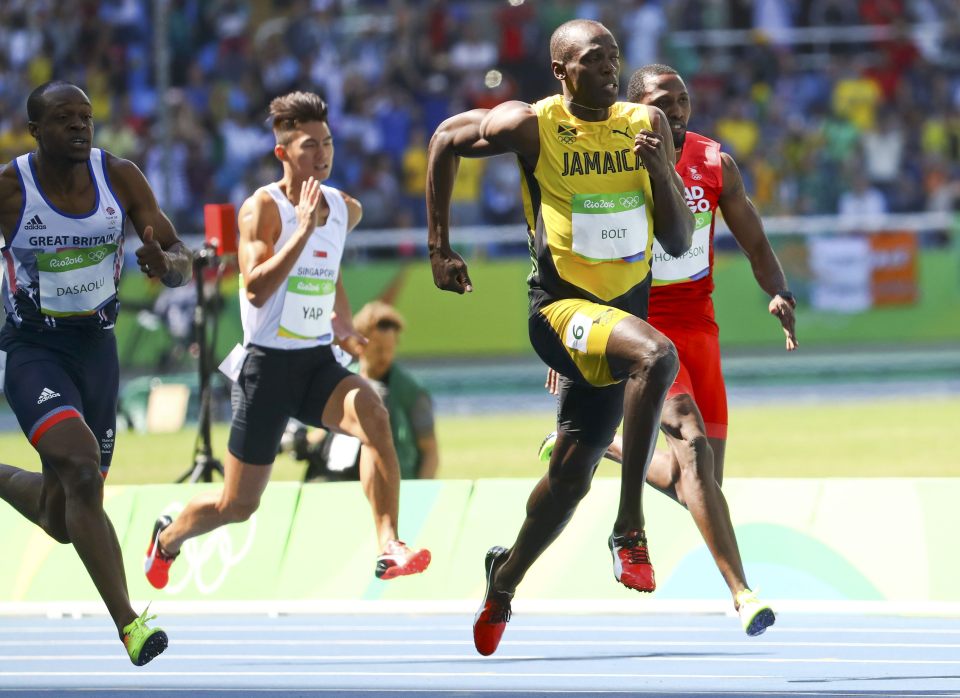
top-left (0, 0), bottom-right (957, 235)
top-left (839, 172), bottom-right (888, 218)
top-left (297, 301), bottom-right (439, 482)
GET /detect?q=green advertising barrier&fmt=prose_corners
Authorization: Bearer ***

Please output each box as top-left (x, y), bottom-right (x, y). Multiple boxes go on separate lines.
top-left (1, 478), bottom-right (957, 608)
top-left (120, 482), bottom-right (301, 601)
top-left (278, 480), bottom-right (473, 601)
top-left (0, 486), bottom-right (136, 603)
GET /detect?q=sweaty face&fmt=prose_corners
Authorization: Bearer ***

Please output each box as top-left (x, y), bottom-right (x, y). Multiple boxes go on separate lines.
top-left (560, 27), bottom-right (621, 110)
top-left (281, 120), bottom-right (334, 181)
top-left (33, 87), bottom-right (94, 163)
top-left (639, 74), bottom-right (690, 149)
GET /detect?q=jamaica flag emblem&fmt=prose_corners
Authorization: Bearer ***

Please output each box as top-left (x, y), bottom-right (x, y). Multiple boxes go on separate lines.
top-left (557, 123), bottom-right (578, 144)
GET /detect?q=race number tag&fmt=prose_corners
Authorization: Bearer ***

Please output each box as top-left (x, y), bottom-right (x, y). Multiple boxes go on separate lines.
top-left (564, 311), bottom-right (594, 353)
top-left (37, 243), bottom-right (117, 316)
top-left (278, 276), bottom-right (336, 339)
top-left (651, 211), bottom-right (712, 285)
top-left (571, 191), bottom-right (648, 262)
top-left (218, 344), bottom-right (246, 382)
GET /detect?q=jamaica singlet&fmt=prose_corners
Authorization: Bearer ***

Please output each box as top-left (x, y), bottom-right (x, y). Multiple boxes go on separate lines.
top-left (522, 95), bottom-right (657, 318)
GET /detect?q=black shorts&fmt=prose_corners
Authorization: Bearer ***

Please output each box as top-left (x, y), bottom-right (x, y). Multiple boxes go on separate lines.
top-left (228, 343), bottom-right (353, 465)
top-left (1, 329), bottom-right (119, 475)
top-left (529, 309), bottom-right (626, 448)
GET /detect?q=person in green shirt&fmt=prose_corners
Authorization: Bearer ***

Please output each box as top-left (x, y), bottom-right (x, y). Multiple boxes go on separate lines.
top-left (354, 301), bottom-right (439, 479)
top-left (298, 301), bottom-right (439, 481)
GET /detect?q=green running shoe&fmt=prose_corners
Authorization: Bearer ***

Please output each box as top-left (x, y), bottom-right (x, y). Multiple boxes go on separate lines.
top-left (538, 431), bottom-right (557, 464)
top-left (122, 606), bottom-right (168, 666)
top-left (736, 589), bottom-right (776, 636)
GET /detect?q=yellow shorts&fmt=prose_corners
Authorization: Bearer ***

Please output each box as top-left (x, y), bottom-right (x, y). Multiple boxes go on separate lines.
top-left (534, 298), bottom-right (632, 387)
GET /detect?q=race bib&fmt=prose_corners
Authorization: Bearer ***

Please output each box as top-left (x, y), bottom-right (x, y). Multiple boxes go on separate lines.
top-left (278, 276), bottom-right (336, 339)
top-left (37, 243), bottom-right (117, 316)
top-left (571, 191), bottom-right (648, 262)
top-left (651, 211), bottom-right (712, 285)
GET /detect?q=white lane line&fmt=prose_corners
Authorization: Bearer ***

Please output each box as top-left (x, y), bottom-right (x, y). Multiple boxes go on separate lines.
top-left (0, 656), bottom-right (957, 666)
top-left (1, 625), bottom-right (959, 635)
top-left (0, 690), bottom-right (955, 697)
top-left (0, 638), bottom-right (957, 649)
top-left (0, 670), bottom-right (780, 679)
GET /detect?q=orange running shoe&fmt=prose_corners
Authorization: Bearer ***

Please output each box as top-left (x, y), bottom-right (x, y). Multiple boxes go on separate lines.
top-left (375, 540), bottom-right (432, 580)
top-left (144, 515), bottom-right (178, 590)
top-left (609, 529), bottom-right (656, 593)
top-left (473, 546), bottom-right (512, 656)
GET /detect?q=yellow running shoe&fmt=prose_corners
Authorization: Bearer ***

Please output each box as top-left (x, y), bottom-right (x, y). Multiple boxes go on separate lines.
top-left (736, 589), bottom-right (776, 636)
top-left (122, 606), bottom-right (168, 666)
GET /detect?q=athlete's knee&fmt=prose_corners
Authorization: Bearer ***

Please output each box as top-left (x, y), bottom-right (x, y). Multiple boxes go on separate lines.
top-left (354, 389), bottom-right (392, 444)
top-left (546, 448), bottom-right (599, 505)
top-left (623, 337), bottom-right (678, 385)
top-left (648, 340), bottom-right (679, 385)
top-left (216, 496), bottom-right (260, 524)
top-left (49, 453), bottom-right (104, 501)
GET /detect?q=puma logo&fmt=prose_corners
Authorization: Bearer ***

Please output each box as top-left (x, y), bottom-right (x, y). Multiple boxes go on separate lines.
top-left (610, 125), bottom-right (633, 139)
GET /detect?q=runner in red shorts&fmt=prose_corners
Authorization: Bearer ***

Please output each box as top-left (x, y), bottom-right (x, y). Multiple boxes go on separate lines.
top-left (542, 65), bottom-right (797, 636)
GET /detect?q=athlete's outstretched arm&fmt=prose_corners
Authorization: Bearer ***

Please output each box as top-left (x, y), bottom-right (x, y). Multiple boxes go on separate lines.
top-left (426, 103), bottom-right (537, 294)
top-left (110, 156), bottom-right (192, 287)
top-left (718, 152), bottom-right (797, 350)
top-left (635, 107), bottom-right (693, 258)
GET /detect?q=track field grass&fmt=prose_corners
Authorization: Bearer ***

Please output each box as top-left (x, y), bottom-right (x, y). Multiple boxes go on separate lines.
top-left (0, 396), bottom-right (954, 484)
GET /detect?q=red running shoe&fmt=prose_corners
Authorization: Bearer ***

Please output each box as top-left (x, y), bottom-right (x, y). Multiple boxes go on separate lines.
top-left (473, 546), bottom-right (512, 656)
top-left (375, 540), bottom-right (432, 580)
top-left (144, 515), bottom-right (178, 590)
top-left (609, 529), bottom-right (656, 592)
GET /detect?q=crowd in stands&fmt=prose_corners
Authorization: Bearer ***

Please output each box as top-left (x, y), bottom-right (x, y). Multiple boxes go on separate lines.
top-left (1, 0), bottom-right (959, 239)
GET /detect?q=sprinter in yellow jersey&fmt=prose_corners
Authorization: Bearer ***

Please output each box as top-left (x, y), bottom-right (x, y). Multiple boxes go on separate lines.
top-left (426, 19), bottom-right (694, 656)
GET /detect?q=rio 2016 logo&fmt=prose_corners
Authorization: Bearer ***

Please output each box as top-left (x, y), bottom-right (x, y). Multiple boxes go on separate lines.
top-left (159, 503), bottom-right (258, 595)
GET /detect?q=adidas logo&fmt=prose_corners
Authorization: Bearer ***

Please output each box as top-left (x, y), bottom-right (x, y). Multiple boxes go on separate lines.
top-left (24, 214), bottom-right (46, 230)
top-left (37, 387), bottom-right (60, 404)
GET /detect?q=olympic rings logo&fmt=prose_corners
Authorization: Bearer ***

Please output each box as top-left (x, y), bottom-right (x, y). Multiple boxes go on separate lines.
top-left (159, 502), bottom-right (258, 595)
top-left (87, 249), bottom-right (107, 262)
top-left (558, 135), bottom-right (576, 144)
top-left (619, 196), bottom-right (640, 207)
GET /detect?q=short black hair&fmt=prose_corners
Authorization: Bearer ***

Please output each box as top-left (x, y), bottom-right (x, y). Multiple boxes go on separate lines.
top-left (26, 80), bottom-right (81, 122)
top-left (549, 19), bottom-right (608, 64)
top-left (627, 64), bottom-right (680, 103)
top-left (269, 91), bottom-right (329, 145)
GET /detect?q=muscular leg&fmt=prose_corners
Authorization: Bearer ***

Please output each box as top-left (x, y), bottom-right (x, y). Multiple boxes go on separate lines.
top-left (654, 395), bottom-right (747, 599)
top-left (159, 454), bottom-right (272, 555)
top-left (602, 406), bottom-right (747, 600)
top-left (605, 317), bottom-right (679, 535)
top-left (0, 461), bottom-right (69, 543)
top-left (710, 437), bottom-right (727, 486)
top-left (494, 432), bottom-right (608, 593)
top-left (322, 375), bottom-right (400, 549)
top-left (35, 419), bottom-right (136, 634)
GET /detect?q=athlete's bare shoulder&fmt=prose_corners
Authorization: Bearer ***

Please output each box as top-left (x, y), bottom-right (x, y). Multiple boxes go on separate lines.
top-left (102, 150), bottom-right (145, 182)
top-left (101, 150), bottom-right (156, 207)
top-left (0, 161), bottom-right (24, 221)
top-left (238, 186), bottom-right (281, 243)
top-left (481, 100), bottom-right (539, 165)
